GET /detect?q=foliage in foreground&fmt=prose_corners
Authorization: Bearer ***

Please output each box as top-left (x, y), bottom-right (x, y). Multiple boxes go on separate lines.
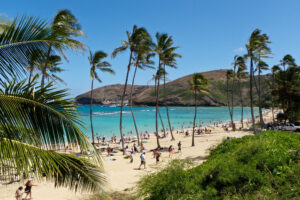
top-left (137, 131), bottom-right (300, 200)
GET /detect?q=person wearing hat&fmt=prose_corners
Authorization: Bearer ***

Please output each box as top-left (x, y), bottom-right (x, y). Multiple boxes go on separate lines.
top-left (24, 178), bottom-right (36, 200)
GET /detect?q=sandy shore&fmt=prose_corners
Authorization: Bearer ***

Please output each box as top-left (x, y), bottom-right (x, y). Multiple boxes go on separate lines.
top-left (0, 109), bottom-right (276, 200)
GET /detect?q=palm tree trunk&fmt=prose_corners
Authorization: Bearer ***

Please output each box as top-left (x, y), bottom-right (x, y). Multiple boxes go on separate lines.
top-left (271, 73), bottom-right (275, 124)
top-left (90, 77), bottom-right (95, 145)
top-left (129, 66), bottom-right (140, 146)
top-left (163, 65), bottom-right (175, 140)
top-left (250, 57), bottom-right (256, 133)
top-left (257, 66), bottom-right (264, 128)
top-left (41, 45), bottom-right (52, 88)
top-left (231, 66), bottom-right (236, 131)
top-left (120, 51), bottom-right (133, 155)
top-left (238, 79), bottom-right (244, 128)
top-left (192, 89), bottom-right (197, 146)
top-left (158, 107), bottom-right (166, 137)
top-left (155, 75), bottom-right (160, 148)
top-left (226, 77), bottom-right (233, 130)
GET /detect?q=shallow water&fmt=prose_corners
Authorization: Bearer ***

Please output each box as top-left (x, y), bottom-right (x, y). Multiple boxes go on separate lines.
top-left (77, 105), bottom-right (259, 138)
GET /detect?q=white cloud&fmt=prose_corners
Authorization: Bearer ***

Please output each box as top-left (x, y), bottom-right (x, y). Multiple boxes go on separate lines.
top-left (233, 47), bottom-right (244, 53)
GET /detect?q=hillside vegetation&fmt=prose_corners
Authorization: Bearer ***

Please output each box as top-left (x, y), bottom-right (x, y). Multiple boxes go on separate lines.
top-left (137, 131), bottom-right (300, 200)
top-left (75, 69), bottom-right (271, 106)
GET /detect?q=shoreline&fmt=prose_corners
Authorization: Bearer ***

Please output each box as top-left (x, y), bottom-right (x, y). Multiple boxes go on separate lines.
top-left (0, 109), bottom-right (277, 200)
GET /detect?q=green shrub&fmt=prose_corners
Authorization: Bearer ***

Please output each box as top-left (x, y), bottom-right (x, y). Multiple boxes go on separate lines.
top-left (137, 131), bottom-right (300, 200)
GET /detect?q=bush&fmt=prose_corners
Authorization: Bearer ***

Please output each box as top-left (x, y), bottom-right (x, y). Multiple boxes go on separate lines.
top-left (137, 131), bottom-right (300, 200)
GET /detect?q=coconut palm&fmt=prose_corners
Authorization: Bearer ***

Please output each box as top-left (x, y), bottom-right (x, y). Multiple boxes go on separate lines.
top-left (130, 49), bottom-right (154, 146)
top-left (245, 29), bottom-right (271, 133)
top-left (153, 68), bottom-right (167, 148)
top-left (112, 25), bottom-right (150, 154)
top-left (0, 15), bottom-right (104, 192)
top-left (235, 56), bottom-right (248, 128)
top-left (253, 60), bottom-right (269, 128)
top-left (161, 39), bottom-right (181, 140)
top-left (41, 9), bottom-right (85, 88)
top-left (152, 33), bottom-right (181, 141)
top-left (226, 69), bottom-right (235, 130)
top-left (188, 73), bottom-right (209, 147)
top-left (0, 78), bottom-right (104, 192)
top-left (25, 50), bottom-right (43, 83)
top-left (89, 50), bottom-right (114, 145)
top-left (270, 65), bottom-right (280, 123)
top-left (273, 55), bottom-right (300, 122)
top-left (37, 55), bottom-right (66, 85)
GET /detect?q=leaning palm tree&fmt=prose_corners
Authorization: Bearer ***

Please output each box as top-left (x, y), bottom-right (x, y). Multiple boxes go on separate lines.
top-left (38, 55), bottom-right (66, 84)
top-left (112, 25), bottom-right (150, 154)
top-left (130, 48), bottom-right (154, 146)
top-left (152, 33), bottom-right (181, 141)
top-left (235, 56), bottom-right (248, 128)
top-left (226, 69), bottom-right (235, 130)
top-left (245, 29), bottom-right (271, 133)
top-left (188, 73), bottom-right (208, 146)
top-left (88, 50), bottom-right (114, 145)
top-left (41, 9), bottom-right (85, 88)
top-left (270, 65), bottom-right (280, 123)
top-left (153, 68), bottom-right (167, 148)
top-left (253, 60), bottom-right (269, 128)
top-left (0, 15), bottom-right (105, 192)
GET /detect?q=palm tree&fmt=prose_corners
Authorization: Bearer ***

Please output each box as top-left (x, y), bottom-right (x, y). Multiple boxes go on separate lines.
top-left (89, 50), bottom-right (114, 145)
top-left (235, 56), bottom-right (248, 128)
top-left (130, 49), bottom-right (154, 146)
top-left (25, 50), bottom-right (43, 83)
top-left (0, 15), bottom-right (104, 192)
top-left (273, 55), bottom-right (299, 122)
top-left (112, 25), bottom-right (150, 154)
top-left (245, 29), bottom-right (271, 133)
top-left (0, 78), bottom-right (104, 192)
top-left (153, 33), bottom-right (181, 141)
top-left (226, 69), bottom-right (234, 130)
top-left (153, 68), bottom-right (166, 148)
top-left (39, 55), bottom-right (66, 84)
top-left (270, 65), bottom-right (280, 124)
top-left (253, 60), bottom-right (269, 128)
top-left (188, 73), bottom-right (208, 147)
top-left (41, 9), bottom-right (85, 88)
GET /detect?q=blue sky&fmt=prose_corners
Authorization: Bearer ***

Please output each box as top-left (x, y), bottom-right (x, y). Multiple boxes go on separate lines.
top-left (3, 0), bottom-right (300, 97)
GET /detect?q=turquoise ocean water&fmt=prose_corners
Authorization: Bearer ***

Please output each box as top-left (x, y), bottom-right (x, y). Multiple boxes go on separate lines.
top-left (77, 105), bottom-right (259, 138)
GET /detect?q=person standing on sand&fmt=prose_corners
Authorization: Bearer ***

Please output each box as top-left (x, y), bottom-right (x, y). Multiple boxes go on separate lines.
top-left (155, 151), bottom-right (161, 164)
top-left (24, 178), bottom-right (36, 200)
top-left (178, 141), bottom-right (182, 153)
top-left (15, 186), bottom-right (23, 200)
top-left (138, 152), bottom-right (146, 169)
top-left (168, 145), bottom-right (174, 158)
top-left (130, 152), bottom-right (133, 163)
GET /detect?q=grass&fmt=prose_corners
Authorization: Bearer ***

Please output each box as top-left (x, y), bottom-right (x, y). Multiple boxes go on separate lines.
top-left (137, 131), bottom-right (300, 200)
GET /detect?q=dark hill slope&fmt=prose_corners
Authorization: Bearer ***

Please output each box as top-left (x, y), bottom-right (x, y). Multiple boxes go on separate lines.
top-left (75, 69), bottom-right (271, 106)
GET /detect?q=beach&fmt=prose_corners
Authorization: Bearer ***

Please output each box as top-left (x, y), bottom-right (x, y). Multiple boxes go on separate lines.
top-left (0, 109), bottom-right (276, 200)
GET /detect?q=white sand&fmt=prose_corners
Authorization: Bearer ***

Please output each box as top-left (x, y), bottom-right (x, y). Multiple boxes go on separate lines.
top-left (0, 109), bottom-right (276, 200)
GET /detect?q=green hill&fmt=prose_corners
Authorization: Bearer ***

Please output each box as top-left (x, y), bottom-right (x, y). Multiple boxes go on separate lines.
top-left (137, 131), bottom-right (300, 200)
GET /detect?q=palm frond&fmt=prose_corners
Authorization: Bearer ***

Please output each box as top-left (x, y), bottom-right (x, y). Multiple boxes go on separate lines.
top-left (0, 138), bottom-right (105, 192)
top-left (111, 45), bottom-right (127, 58)
top-left (0, 16), bottom-right (55, 81)
top-left (0, 78), bottom-right (95, 154)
